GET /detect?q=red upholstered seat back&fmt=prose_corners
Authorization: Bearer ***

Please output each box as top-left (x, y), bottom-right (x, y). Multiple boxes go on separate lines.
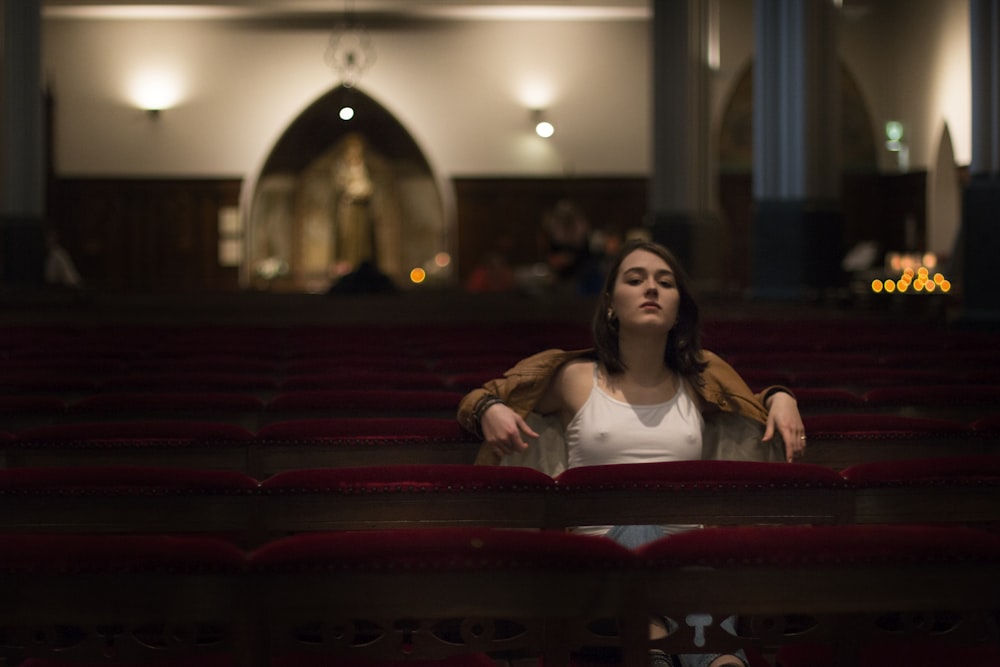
top-left (249, 526), bottom-right (635, 572)
top-left (0, 533), bottom-right (246, 573)
top-left (803, 413), bottom-right (970, 436)
top-left (555, 460), bottom-right (843, 489)
top-left (261, 464), bottom-right (553, 493)
top-left (841, 455), bottom-right (1000, 485)
top-left (15, 420), bottom-right (255, 445)
top-left (0, 465), bottom-right (258, 493)
top-left (256, 418), bottom-right (472, 442)
top-left (636, 524), bottom-right (1000, 567)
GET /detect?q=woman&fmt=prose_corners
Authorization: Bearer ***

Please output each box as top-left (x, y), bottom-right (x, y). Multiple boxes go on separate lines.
top-left (457, 239), bottom-right (806, 667)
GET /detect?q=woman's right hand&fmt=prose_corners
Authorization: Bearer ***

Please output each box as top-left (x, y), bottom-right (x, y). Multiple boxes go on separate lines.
top-left (480, 402), bottom-right (539, 457)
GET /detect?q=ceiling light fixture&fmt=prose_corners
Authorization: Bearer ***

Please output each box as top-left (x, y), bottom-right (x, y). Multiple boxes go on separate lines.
top-left (324, 1), bottom-right (376, 89)
top-left (533, 109), bottom-right (555, 138)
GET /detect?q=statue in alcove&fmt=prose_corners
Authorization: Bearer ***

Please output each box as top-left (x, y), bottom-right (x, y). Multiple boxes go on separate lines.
top-left (332, 133), bottom-right (376, 269)
top-left (295, 132), bottom-right (402, 288)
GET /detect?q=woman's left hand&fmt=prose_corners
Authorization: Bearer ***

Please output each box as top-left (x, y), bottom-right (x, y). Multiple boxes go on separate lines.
top-left (762, 391), bottom-right (806, 462)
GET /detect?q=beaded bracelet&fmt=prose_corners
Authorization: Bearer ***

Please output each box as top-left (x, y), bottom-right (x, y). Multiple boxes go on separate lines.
top-left (473, 394), bottom-right (506, 436)
top-left (762, 386), bottom-right (793, 406)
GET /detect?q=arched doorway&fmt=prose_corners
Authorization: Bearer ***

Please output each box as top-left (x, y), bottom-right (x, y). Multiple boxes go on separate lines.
top-left (246, 86), bottom-right (448, 292)
top-left (716, 61), bottom-right (879, 291)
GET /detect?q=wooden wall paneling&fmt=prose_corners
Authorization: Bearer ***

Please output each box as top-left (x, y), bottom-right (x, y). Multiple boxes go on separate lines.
top-left (47, 178), bottom-right (242, 293)
top-left (453, 177), bottom-right (648, 283)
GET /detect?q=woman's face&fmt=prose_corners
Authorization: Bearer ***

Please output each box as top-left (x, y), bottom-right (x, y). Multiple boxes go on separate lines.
top-left (610, 248), bottom-right (680, 333)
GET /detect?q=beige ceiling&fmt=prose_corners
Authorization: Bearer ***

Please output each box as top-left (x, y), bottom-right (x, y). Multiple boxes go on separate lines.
top-left (42, 1), bottom-right (651, 21)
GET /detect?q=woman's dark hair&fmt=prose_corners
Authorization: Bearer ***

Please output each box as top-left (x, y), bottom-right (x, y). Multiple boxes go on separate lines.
top-left (591, 238), bottom-right (707, 381)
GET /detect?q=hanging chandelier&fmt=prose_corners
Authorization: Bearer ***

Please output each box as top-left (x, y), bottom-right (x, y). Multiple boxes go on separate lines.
top-left (324, 2), bottom-right (376, 88)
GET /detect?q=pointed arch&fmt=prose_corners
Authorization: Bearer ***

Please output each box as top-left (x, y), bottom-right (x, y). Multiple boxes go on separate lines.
top-left (247, 86), bottom-right (447, 292)
top-left (718, 59), bottom-right (878, 171)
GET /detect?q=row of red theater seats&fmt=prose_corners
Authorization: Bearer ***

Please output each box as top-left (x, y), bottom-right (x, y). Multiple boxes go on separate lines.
top-left (4, 367), bottom-right (1000, 402)
top-left (0, 321), bottom-right (996, 373)
top-left (0, 522), bottom-right (998, 667)
top-left (1, 458), bottom-right (998, 541)
top-left (3, 344), bottom-right (998, 369)
top-left (0, 414), bottom-right (998, 474)
top-left (0, 317), bottom-right (993, 348)
top-left (0, 389), bottom-right (466, 431)
top-left (1, 345), bottom-right (998, 375)
top-left (5, 386), bottom-right (1000, 433)
top-left (0, 323), bottom-right (592, 361)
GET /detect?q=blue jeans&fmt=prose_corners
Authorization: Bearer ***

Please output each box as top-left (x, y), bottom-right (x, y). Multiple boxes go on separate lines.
top-left (604, 525), bottom-right (748, 667)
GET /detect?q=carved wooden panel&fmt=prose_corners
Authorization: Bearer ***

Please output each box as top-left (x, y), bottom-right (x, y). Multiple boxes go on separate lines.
top-left (47, 178), bottom-right (242, 293)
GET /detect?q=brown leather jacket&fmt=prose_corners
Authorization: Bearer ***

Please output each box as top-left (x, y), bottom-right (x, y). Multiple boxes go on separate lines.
top-left (457, 348), bottom-right (788, 472)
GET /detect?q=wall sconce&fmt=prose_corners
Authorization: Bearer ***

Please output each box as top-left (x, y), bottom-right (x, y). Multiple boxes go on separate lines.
top-left (127, 69), bottom-right (183, 120)
top-left (533, 109), bottom-right (554, 138)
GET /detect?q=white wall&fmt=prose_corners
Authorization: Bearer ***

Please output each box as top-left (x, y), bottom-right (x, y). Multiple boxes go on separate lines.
top-left (839, 0), bottom-right (970, 171)
top-left (42, 16), bottom-right (651, 183)
top-left (41, 1), bottom-right (972, 185)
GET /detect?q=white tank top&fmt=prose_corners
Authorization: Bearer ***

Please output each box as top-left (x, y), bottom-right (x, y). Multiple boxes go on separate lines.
top-left (566, 364), bottom-right (704, 469)
top-left (566, 364), bottom-right (704, 538)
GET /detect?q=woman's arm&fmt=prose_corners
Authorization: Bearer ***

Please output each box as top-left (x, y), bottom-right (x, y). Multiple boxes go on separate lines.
top-left (761, 389), bottom-right (806, 462)
top-left (457, 349), bottom-right (593, 461)
top-left (476, 357), bottom-right (591, 459)
top-left (478, 401), bottom-right (540, 457)
top-left (701, 350), bottom-right (806, 464)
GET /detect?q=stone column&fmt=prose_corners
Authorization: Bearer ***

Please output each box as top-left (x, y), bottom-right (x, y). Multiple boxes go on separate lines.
top-left (751, 0), bottom-right (842, 299)
top-left (648, 0), bottom-right (717, 282)
top-left (959, 0), bottom-right (1000, 324)
top-left (0, 0), bottom-right (46, 285)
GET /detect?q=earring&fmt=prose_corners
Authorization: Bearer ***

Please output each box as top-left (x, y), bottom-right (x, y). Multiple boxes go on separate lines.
top-left (606, 307), bottom-right (615, 321)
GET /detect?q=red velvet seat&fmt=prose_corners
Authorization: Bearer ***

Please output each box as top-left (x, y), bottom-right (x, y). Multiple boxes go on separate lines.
top-left (252, 418), bottom-right (479, 475)
top-left (123, 356), bottom-right (281, 376)
top-left (69, 392), bottom-right (266, 430)
top-left (792, 368), bottom-right (957, 391)
top-left (800, 413), bottom-right (977, 468)
top-left (0, 533), bottom-right (247, 664)
top-left (445, 371), bottom-right (505, 392)
top-left (0, 356), bottom-right (128, 375)
top-left (18, 656), bottom-right (236, 667)
top-left (862, 384), bottom-right (1000, 421)
top-left (0, 465), bottom-right (259, 538)
top-left (636, 524), bottom-right (1000, 660)
top-left (0, 371), bottom-right (100, 397)
top-left (840, 455), bottom-right (1000, 525)
top-left (283, 357), bottom-right (432, 374)
top-left (248, 527), bottom-right (636, 665)
top-left (726, 351), bottom-right (882, 372)
top-left (730, 369), bottom-right (795, 391)
top-left (148, 330), bottom-right (286, 362)
top-left (430, 354), bottom-right (522, 375)
top-left (9, 421), bottom-right (255, 471)
top-left (102, 372), bottom-right (279, 393)
top-left (880, 348), bottom-right (1000, 372)
top-left (0, 395), bottom-right (67, 431)
top-left (280, 370), bottom-right (450, 391)
top-left (813, 333), bottom-right (946, 355)
top-left (272, 655), bottom-right (495, 667)
top-left (262, 389), bottom-right (463, 422)
top-left (259, 464), bottom-right (554, 533)
top-left (970, 413), bottom-right (1000, 436)
top-left (18, 654), bottom-right (493, 667)
top-left (776, 388), bottom-right (866, 415)
top-left (552, 460), bottom-right (845, 527)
